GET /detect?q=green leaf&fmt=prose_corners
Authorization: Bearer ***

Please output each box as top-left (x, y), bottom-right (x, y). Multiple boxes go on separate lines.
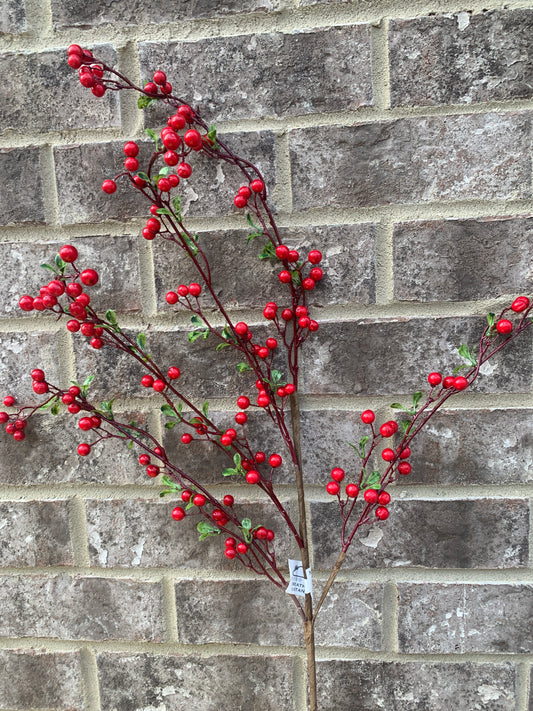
top-left (236, 362), bottom-right (252, 373)
top-left (156, 207), bottom-right (172, 216)
top-left (145, 127), bottom-right (159, 150)
top-left (291, 270), bottom-right (302, 286)
top-left (159, 490), bottom-right (174, 497)
top-left (207, 124), bottom-right (217, 149)
top-left (82, 374), bottom-right (94, 388)
top-left (242, 518), bottom-right (252, 530)
top-left (390, 403), bottom-right (407, 410)
top-left (458, 344), bottom-right (477, 366)
top-left (188, 331), bottom-right (203, 343)
top-left (361, 469), bottom-right (381, 491)
top-left (258, 242), bottom-right (276, 260)
top-left (136, 171), bottom-right (151, 184)
top-left (400, 419), bottom-right (412, 434)
top-left (51, 402), bottom-right (60, 415)
top-left (165, 421), bottom-right (176, 429)
top-left (40, 262), bottom-right (56, 272)
top-left (202, 401), bottom-right (209, 418)
top-left (487, 312), bottom-right (496, 327)
top-left (39, 396), bottom-right (59, 411)
top-left (197, 521), bottom-right (220, 536)
top-left (105, 309), bottom-right (117, 326)
top-left (453, 363), bottom-right (470, 375)
top-left (222, 467), bottom-right (237, 476)
top-left (202, 329), bottom-right (210, 340)
top-left (359, 435), bottom-right (369, 451)
top-left (216, 342), bottom-right (230, 352)
top-left (412, 392), bottom-right (423, 410)
top-left (233, 453), bottom-right (242, 468)
top-left (136, 333), bottom-right (146, 350)
top-left (190, 315), bottom-right (202, 327)
top-left (127, 440), bottom-right (134, 449)
top-left (161, 475), bottom-right (180, 490)
top-left (172, 195), bottom-right (182, 220)
top-left (246, 214), bottom-right (259, 230)
top-left (241, 518), bottom-right (253, 543)
top-left (183, 233), bottom-right (199, 256)
top-left (54, 255), bottom-right (66, 274)
top-left (138, 95), bottom-right (155, 109)
top-left (271, 370), bottom-right (282, 385)
top-left (161, 404), bottom-right (177, 419)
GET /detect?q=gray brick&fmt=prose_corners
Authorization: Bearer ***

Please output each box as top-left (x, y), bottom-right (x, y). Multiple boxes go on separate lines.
top-left (139, 26), bottom-right (372, 122)
top-left (0, 501), bottom-right (72, 567)
top-left (97, 652), bottom-right (294, 711)
top-left (393, 217), bottom-right (533, 302)
top-left (0, 0), bottom-right (25, 33)
top-left (0, 411), bottom-right (152, 485)
top-left (0, 331), bottom-right (62, 405)
top-left (52, 0), bottom-right (282, 29)
top-left (0, 650), bottom-right (82, 709)
top-left (317, 660), bottom-right (516, 711)
top-left (0, 235), bottom-right (141, 319)
top-left (155, 223), bottom-right (375, 313)
top-left (174, 579), bottom-right (382, 647)
top-left (301, 317), bottom-right (533, 396)
top-left (390, 11), bottom-right (533, 107)
top-left (0, 46), bottom-right (119, 135)
top-left (311, 498), bottom-right (529, 570)
top-left (290, 113), bottom-right (532, 209)
top-left (405, 408), bottom-right (533, 486)
top-left (398, 583), bottom-right (533, 653)
top-left (0, 575), bottom-right (164, 641)
top-left (0, 148), bottom-right (44, 225)
top-left (86, 499), bottom-right (291, 569)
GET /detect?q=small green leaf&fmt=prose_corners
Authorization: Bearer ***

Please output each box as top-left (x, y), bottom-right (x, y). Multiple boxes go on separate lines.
top-left (137, 171), bottom-right (151, 183)
top-left (233, 453), bottom-right (242, 468)
top-left (161, 404), bottom-right (177, 419)
top-left (136, 333), bottom-right (146, 350)
top-left (39, 396), bottom-right (59, 411)
top-left (412, 392), bottom-right (423, 410)
top-left (188, 330), bottom-right (203, 343)
top-left (82, 374), bottom-right (94, 388)
top-left (156, 207), bottom-right (172, 216)
top-left (271, 370), bottom-right (282, 384)
top-left (40, 263), bottom-right (56, 272)
top-left (258, 243), bottom-right (276, 260)
top-left (458, 344), bottom-right (477, 366)
top-left (161, 475), bottom-right (180, 490)
top-left (202, 329), bottom-right (210, 340)
top-left (222, 467), bottom-right (237, 476)
top-left (51, 402), bottom-right (60, 415)
top-left (246, 214), bottom-right (259, 230)
top-left (138, 95), bottom-right (155, 109)
top-left (190, 315), bottom-right (202, 327)
top-left (105, 309), bottom-right (118, 326)
top-left (216, 342), bottom-right (230, 352)
top-left (236, 362), bottom-right (252, 373)
top-left (145, 127), bottom-right (159, 150)
top-left (165, 421), bottom-right (176, 429)
top-left (400, 419), bottom-right (412, 434)
top-left (361, 470), bottom-right (381, 491)
top-left (453, 363), bottom-right (470, 374)
top-left (54, 255), bottom-right (66, 274)
top-left (359, 435), bottom-right (369, 451)
top-left (172, 195), bottom-right (182, 219)
top-left (487, 312), bottom-right (496, 327)
top-left (197, 521), bottom-right (220, 536)
top-left (127, 440), bottom-right (134, 449)
top-left (241, 518), bottom-right (252, 530)
top-left (159, 490), bottom-right (173, 497)
top-left (202, 401), bottom-right (209, 418)
top-left (207, 124), bottom-right (217, 149)
top-left (390, 403), bottom-right (407, 410)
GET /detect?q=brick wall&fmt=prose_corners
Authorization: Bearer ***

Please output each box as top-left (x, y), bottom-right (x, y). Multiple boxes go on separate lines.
top-left (0, 1), bottom-right (532, 710)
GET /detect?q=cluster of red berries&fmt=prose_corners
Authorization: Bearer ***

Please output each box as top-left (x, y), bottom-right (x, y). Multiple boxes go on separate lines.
top-left (67, 45), bottom-right (108, 97)
top-left (141, 367), bottom-right (180, 394)
top-left (224, 527), bottom-right (275, 560)
top-left (0, 395), bottom-right (27, 442)
top-left (165, 283), bottom-right (202, 304)
top-left (495, 296), bottom-right (530, 335)
top-left (276, 247), bottom-right (323, 293)
top-left (233, 179), bottom-right (265, 208)
top-left (325, 467), bottom-right (391, 520)
top-left (138, 453), bottom-right (160, 478)
top-left (262, 301), bottom-right (319, 333)
top-left (143, 70), bottom-right (173, 97)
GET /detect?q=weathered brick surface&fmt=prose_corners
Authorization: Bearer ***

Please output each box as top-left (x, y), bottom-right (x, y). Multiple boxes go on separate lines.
top-left (139, 27), bottom-right (372, 122)
top-left (52, 0), bottom-right (282, 28)
top-left (311, 499), bottom-right (529, 570)
top-left (0, 575), bottom-right (164, 640)
top-left (86, 499), bottom-right (291, 569)
top-left (398, 583), bottom-right (533, 653)
top-left (316, 660), bottom-right (516, 710)
top-left (0, 46), bottom-right (119, 135)
top-left (0, 411), bottom-right (151, 485)
top-left (0, 650), bottom-right (83, 709)
top-left (404, 408), bottom-right (533, 485)
top-left (0, 332), bottom-right (62, 404)
top-left (97, 652), bottom-right (294, 711)
top-left (0, 500), bottom-right (72, 566)
top-left (0, 148), bottom-right (44, 226)
top-left (0, 0), bottom-right (25, 33)
top-left (393, 217), bottom-right (533, 302)
top-left (155, 223), bottom-right (375, 313)
top-left (301, 317), bottom-right (533, 396)
top-left (174, 579), bottom-right (382, 647)
top-left (0, 235), bottom-right (141, 319)
top-left (290, 113), bottom-right (532, 210)
top-left (390, 11), bottom-right (533, 107)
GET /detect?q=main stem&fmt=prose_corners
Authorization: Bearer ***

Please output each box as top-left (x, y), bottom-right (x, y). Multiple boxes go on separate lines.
top-left (290, 392), bottom-right (317, 711)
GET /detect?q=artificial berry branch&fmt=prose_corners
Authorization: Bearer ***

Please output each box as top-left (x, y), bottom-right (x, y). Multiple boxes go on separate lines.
top-left (4, 45), bottom-right (532, 711)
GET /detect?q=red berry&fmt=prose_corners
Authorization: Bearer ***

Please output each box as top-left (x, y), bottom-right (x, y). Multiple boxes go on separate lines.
top-left (281, 309), bottom-right (293, 321)
top-left (153, 70), bottom-right (166, 85)
top-left (382, 448), bottom-right (395, 462)
top-left (387, 420), bottom-right (399, 434)
top-left (122, 141), bottom-right (139, 157)
top-left (298, 317), bottom-right (310, 329)
top-left (364, 489), bottom-right (379, 504)
top-left (171, 506), bottom-right (185, 521)
top-left (236, 542), bottom-right (248, 554)
top-left (0, 412), bottom-right (7, 423)
top-left (177, 162), bottom-right (192, 178)
top-left (511, 296), bottom-right (530, 312)
top-left (189, 283), bottom-right (201, 297)
top-left (275, 245), bottom-right (290, 260)
top-left (58, 245), bottom-right (78, 263)
top-left (380, 423), bottom-right (394, 438)
top-left (246, 470), bottom-right (260, 484)
top-left (69, 386), bottom-right (81, 396)
top-left (133, 176), bottom-right (146, 188)
top-left (235, 412), bottom-right (247, 425)
top-left (269, 453), bottom-right (282, 468)
top-left (124, 157), bottom-right (139, 172)
top-left (90, 337), bottom-right (103, 349)
top-left (42, 293), bottom-right (58, 309)
top-left (331, 467), bottom-right (345, 482)
top-left (77, 443), bottom-right (91, 456)
top-left (223, 494), bottom-right (234, 506)
top-left (257, 395), bottom-right (270, 408)
top-left (31, 368), bottom-right (45, 382)
top-left (225, 548), bottom-right (237, 559)
top-left (139, 454), bottom-right (151, 465)
top-left (184, 129), bottom-right (203, 150)
top-left (177, 104), bottom-right (194, 121)
top-left (144, 81), bottom-right (157, 94)
top-left (310, 267), bottom-right (323, 281)
top-left (302, 278), bottom-right (315, 291)
top-left (158, 177), bottom-right (171, 192)
top-left (18, 295), bottom-right (34, 311)
top-left (220, 435), bottom-right (232, 447)
top-left (308, 320), bottom-right (319, 332)
top-left (375, 506), bottom-right (389, 520)
top-left (181, 433), bottom-right (193, 444)
top-left (13, 430), bottom-right (25, 442)
top-left (237, 396), bottom-right (250, 409)
top-left (443, 376), bottom-right (455, 388)
top-left (428, 372), bottom-right (442, 386)
top-left (378, 491), bottom-right (391, 505)
top-left (234, 194), bottom-right (247, 209)
top-left (80, 269), bottom-right (98, 287)
top-left (79, 70), bottom-right (95, 88)
top-left (102, 179), bottom-right (117, 194)
top-left (399, 447), bottom-right (411, 459)
top-left (167, 367), bottom-right (181, 380)
top-left (254, 451), bottom-right (266, 464)
top-left (308, 250), bottom-right (322, 264)
top-left (284, 383), bottom-right (296, 395)
top-left (251, 179), bottom-right (264, 193)
top-left (68, 43), bottom-right (83, 55)
top-left (91, 83), bottom-right (106, 98)
top-left (256, 527), bottom-right (268, 539)
top-left (266, 338), bottom-right (278, 349)
top-left (398, 461), bottom-right (411, 475)
top-left (153, 379), bottom-right (166, 392)
top-left (78, 417), bottom-right (93, 431)
top-left (67, 53), bottom-right (83, 69)
top-left (361, 410), bottom-right (375, 424)
top-left (235, 322), bottom-right (248, 336)
top-left (346, 483), bottom-right (359, 498)
top-left (141, 375), bottom-right (154, 388)
top-left (496, 319), bottom-right (512, 335)
top-left (32, 381), bottom-right (48, 395)
top-left (239, 186), bottom-right (252, 199)
top-left (146, 465), bottom-right (159, 477)
top-left (47, 280), bottom-right (64, 297)
top-left (212, 509), bottom-right (225, 521)
top-left (166, 291), bottom-right (178, 305)
top-left (326, 481), bottom-right (340, 495)
top-left (181, 490), bottom-right (192, 502)
top-left (193, 494), bottom-right (206, 506)
top-left (278, 271), bottom-right (292, 284)
top-left (454, 376), bottom-right (468, 391)
top-left (225, 537), bottom-right (236, 548)
top-left (3, 396), bottom-right (15, 407)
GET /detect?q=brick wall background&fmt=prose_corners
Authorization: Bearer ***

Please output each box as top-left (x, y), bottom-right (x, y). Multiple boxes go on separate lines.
top-left (0, 1), bottom-right (532, 709)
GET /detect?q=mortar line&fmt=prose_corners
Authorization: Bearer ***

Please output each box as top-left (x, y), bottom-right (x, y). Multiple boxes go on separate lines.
top-left (161, 576), bottom-right (179, 643)
top-left (38, 144), bottom-right (60, 228)
top-left (274, 130), bottom-right (293, 214)
top-left (80, 646), bottom-right (102, 711)
top-left (370, 18), bottom-right (390, 111)
top-left (3, 99), bottom-right (533, 150)
top-left (137, 235), bottom-right (158, 317)
top-left (117, 40), bottom-right (144, 138)
top-left (56, 327), bottom-right (77, 390)
top-left (292, 654), bottom-right (308, 711)
top-left (381, 580), bottom-right (399, 653)
top-left (529, 500), bottom-right (533, 569)
top-left (374, 221), bottom-right (394, 305)
top-left (22, 0), bottom-right (52, 40)
top-left (68, 496), bottom-right (91, 568)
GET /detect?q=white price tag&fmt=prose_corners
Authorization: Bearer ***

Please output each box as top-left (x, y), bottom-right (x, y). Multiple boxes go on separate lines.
top-left (285, 559), bottom-right (312, 597)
